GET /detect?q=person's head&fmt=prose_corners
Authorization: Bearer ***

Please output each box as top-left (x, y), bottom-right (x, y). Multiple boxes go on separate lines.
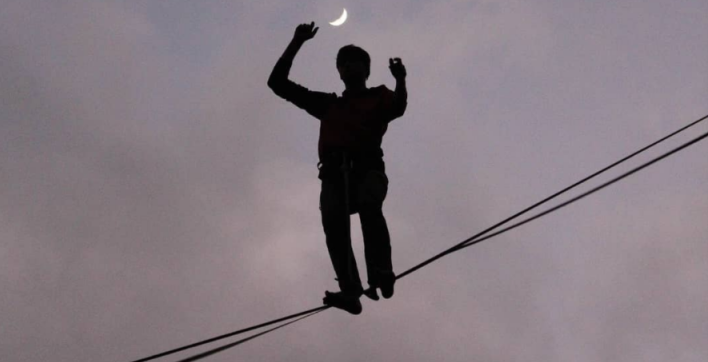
top-left (336, 44), bottom-right (370, 85)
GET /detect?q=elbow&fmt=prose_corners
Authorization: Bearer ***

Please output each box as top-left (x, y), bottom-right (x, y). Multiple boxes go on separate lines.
top-left (268, 62), bottom-right (289, 91)
top-left (267, 75), bottom-right (278, 90)
top-left (268, 72), bottom-right (290, 96)
top-left (267, 68), bottom-right (283, 90)
top-left (394, 100), bottom-right (407, 118)
top-left (267, 78), bottom-right (283, 96)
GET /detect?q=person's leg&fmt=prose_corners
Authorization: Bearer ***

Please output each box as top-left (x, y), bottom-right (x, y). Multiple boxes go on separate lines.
top-left (357, 170), bottom-right (395, 297)
top-left (320, 175), bottom-right (363, 296)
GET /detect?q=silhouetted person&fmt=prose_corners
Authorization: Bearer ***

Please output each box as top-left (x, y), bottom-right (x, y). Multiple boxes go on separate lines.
top-left (267, 22), bottom-right (407, 315)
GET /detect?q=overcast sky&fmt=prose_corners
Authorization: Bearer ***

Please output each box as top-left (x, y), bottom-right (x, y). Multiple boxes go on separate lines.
top-left (1, 1), bottom-right (707, 361)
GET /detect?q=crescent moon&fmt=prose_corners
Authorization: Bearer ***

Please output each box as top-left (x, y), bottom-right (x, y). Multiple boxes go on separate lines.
top-left (329, 8), bottom-right (348, 26)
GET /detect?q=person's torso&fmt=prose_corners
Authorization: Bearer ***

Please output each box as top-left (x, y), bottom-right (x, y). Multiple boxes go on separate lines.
top-left (318, 85), bottom-right (390, 158)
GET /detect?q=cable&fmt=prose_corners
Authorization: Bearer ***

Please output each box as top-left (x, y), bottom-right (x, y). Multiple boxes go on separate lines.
top-left (395, 114), bottom-right (707, 281)
top-left (129, 306), bottom-right (328, 362)
top-left (175, 308), bottom-right (326, 362)
top-left (129, 113), bottom-right (706, 362)
top-left (187, 124), bottom-right (707, 361)
top-left (454, 127), bottom-right (708, 252)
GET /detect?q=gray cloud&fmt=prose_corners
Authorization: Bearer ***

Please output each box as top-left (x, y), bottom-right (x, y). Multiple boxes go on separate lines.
top-left (1, 0), bottom-right (706, 361)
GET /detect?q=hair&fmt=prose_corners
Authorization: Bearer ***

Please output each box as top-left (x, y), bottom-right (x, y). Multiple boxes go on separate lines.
top-left (336, 44), bottom-right (371, 80)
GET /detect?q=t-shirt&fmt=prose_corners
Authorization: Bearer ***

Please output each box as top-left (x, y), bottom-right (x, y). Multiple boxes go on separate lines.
top-left (269, 77), bottom-right (406, 170)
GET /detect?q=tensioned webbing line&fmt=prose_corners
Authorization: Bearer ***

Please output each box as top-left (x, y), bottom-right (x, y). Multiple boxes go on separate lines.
top-left (174, 308), bottom-right (327, 362)
top-left (128, 113), bottom-right (706, 362)
top-left (175, 126), bottom-right (708, 362)
top-left (395, 113), bottom-right (708, 280)
top-left (129, 306), bottom-right (328, 362)
top-left (453, 125), bottom-right (708, 252)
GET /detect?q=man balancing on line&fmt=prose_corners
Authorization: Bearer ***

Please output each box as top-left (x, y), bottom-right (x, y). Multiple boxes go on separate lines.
top-left (267, 21), bottom-right (407, 314)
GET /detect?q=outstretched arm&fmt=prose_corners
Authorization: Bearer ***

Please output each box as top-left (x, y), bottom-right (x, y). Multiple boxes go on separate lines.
top-left (267, 22), bottom-right (318, 93)
top-left (267, 22), bottom-right (334, 119)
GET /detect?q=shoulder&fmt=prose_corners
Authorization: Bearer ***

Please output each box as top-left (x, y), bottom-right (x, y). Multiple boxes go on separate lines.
top-left (366, 85), bottom-right (392, 102)
top-left (307, 88), bottom-right (338, 104)
top-left (370, 85), bottom-right (395, 104)
top-left (371, 84), bottom-right (392, 94)
top-left (322, 91), bottom-right (339, 101)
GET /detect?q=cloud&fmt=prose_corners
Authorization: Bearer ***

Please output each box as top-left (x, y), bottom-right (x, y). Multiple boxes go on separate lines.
top-left (1, 0), bottom-right (706, 361)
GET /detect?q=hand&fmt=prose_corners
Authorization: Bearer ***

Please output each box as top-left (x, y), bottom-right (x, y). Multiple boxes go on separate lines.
top-left (293, 22), bottom-right (319, 44)
top-left (389, 57), bottom-right (406, 81)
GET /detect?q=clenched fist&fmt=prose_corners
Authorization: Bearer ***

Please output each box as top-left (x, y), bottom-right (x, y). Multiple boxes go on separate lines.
top-left (389, 57), bottom-right (406, 81)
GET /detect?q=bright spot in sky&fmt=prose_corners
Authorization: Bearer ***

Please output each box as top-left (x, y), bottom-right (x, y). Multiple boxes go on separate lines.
top-left (329, 8), bottom-right (348, 26)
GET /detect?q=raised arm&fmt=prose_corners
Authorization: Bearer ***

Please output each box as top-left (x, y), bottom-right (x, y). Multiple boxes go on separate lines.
top-left (387, 57), bottom-right (408, 120)
top-left (268, 22), bottom-right (319, 91)
top-left (267, 22), bottom-right (334, 119)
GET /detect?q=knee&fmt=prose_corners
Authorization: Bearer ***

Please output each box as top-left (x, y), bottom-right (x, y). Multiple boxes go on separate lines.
top-left (357, 205), bottom-right (385, 223)
top-left (321, 206), bottom-right (348, 229)
top-left (357, 197), bottom-right (382, 214)
top-left (357, 171), bottom-right (388, 209)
